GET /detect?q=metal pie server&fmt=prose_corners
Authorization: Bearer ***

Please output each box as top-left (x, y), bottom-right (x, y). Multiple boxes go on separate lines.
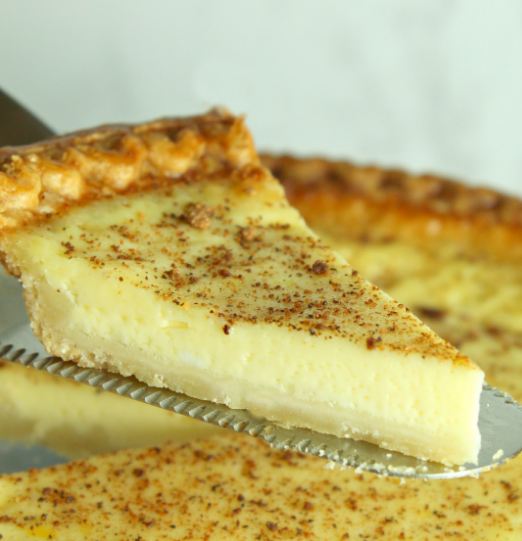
top-left (2, 336), bottom-right (522, 479)
top-left (1, 91), bottom-right (522, 479)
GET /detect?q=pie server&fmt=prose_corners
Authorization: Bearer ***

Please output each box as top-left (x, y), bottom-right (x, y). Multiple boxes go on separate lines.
top-left (1, 342), bottom-right (522, 479)
top-left (1, 90), bottom-right (522, 479)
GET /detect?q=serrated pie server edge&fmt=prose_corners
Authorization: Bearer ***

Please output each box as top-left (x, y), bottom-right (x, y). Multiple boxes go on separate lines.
top-left (1, 342), bottom-right (522, 479)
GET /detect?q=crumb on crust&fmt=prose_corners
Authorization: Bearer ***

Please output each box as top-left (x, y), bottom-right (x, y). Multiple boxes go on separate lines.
top-left (181, 202), bottom-right (214, 230)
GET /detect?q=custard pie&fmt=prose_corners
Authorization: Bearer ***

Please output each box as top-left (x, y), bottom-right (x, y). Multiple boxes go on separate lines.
top-left (0, 111), bottom-right (483, 464)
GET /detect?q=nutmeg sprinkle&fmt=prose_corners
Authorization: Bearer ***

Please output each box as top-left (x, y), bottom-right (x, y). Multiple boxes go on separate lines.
top-left (236, 226), bottom-right (260, 247)
top-left (24, 174), bottom-right (469, 362)
top-left (366, 336), bottom-right (382, 350)
top-left (311, 260), bottom-right (329, 275)
top-left (0, 433), bottom-right (517, 540)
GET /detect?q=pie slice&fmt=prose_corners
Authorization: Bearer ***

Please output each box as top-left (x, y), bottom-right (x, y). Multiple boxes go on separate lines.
top-left (0, 110), bottom-right (484, 464)
top-left (0, 359), bottom-right (219, 457)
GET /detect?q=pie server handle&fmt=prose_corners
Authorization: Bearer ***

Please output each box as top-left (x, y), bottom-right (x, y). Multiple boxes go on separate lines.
top-left (0, 88), bottom-right (55, 145)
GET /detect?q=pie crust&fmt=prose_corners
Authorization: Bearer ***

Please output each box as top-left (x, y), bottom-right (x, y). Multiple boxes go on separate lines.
top-left (263, 154), bottom-right (522, 261)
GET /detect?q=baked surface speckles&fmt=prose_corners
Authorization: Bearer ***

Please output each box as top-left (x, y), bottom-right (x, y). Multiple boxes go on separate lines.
top-left (0, 434), bottom-right (520, 541)
top-left (37, 180), bottom-right (464, 359)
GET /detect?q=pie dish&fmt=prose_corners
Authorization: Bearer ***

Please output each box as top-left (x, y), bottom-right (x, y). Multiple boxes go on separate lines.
top-left (0, 110), bottom-right (483, 464)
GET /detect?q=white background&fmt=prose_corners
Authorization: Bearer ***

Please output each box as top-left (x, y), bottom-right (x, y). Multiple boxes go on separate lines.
top-left (1, 0), bottom-right (521, 196)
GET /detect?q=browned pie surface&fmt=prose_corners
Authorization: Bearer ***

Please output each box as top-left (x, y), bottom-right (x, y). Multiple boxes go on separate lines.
top-left (0, 433), bottom-right (520, 540)
top-left (263, 154), bottom-right (522, 262)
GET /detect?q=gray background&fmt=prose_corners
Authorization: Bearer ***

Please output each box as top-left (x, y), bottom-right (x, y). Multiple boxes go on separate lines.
top-left (1, 0), bottom-right (521, 196)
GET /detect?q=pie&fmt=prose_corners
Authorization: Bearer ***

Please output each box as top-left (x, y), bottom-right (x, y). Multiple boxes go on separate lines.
top-left (0, 433), bottom-right (520, 541)
top-left (0, 110), bottom-right (484, 464)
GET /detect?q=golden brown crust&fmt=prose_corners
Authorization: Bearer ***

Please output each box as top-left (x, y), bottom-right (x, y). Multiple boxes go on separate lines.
top-left (0, 109), bottom-right (258, 230)
top-left (262, 154), bottom-right (522, 225)
top-left (262, 154), bottom-right (522, 261)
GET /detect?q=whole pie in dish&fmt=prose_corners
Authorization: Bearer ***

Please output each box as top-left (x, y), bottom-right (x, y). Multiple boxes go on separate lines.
top-left (0, 110), bottom-right (484, 464)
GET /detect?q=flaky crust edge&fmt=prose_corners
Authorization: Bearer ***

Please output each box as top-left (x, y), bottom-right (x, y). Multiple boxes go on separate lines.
top-left (262, 154), bottom-right (522, 261)
top-left (0, 109), bottom-right (258, 230)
